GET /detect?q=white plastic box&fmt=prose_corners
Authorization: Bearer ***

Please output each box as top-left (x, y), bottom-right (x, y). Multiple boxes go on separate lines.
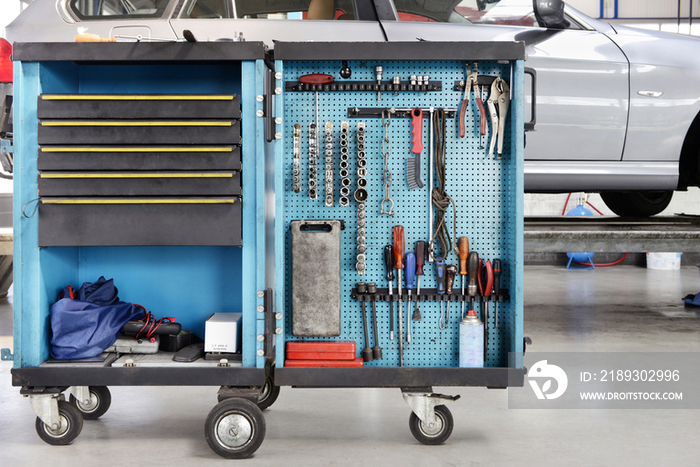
top-left (204, 313), bottom-right (242, 353)
top-left (646, 252), bottom-right (682, 270)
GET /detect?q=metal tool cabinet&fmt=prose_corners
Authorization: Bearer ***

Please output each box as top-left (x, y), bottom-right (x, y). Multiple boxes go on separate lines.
top-left (5, 41), bottom-right (526, 459)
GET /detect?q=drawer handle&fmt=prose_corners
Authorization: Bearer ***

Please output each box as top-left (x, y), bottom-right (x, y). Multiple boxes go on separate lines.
top-left (40, 173), bottom-right (234, 179)
top-left (41, 95), bottom-right (235, 101)
top-left (41, 147), bottom-right (234, 153)
top-left (40, 121), bottom-right (233, 127)
top-left (41, 199), bottom-right (237, 205)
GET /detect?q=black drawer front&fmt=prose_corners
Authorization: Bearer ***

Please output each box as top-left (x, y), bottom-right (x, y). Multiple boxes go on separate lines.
top-left (38, 146), bottom-right (241, 171)
top-left (38, 172), bottom-right (241, 197)
top-left (38, 94), bottom-right (241, 119)
top-left (39, 199), bottom-right (241, 247)
top-left (37, 121), bottom-right (241, 145)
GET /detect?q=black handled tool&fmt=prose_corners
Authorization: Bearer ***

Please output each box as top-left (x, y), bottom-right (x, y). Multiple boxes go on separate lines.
top-left (413, 241), bottom-right (426, 321)
top-left (368, 282), bottom-right (382, 360)
top-left (384, 245), bottom-right (395, 341)
top-left (446, 264), bottom-right (458, 327)
top-left (435, 258), bottom-right (447, 329)
top-left (356, 282), bottom-right (373, 362)
top-left (493, 259), bottom-right (502, 329)
top-left (467, 251), bottom-right (479, 312)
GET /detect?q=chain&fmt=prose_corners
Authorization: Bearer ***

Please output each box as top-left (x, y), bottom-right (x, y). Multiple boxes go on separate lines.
top-left (292, 124), bottom-right (301, 193)
top-left (380, 110), bottom-right (394, 216)
top-left (324, 121), bottom-right (334, 207)
top-left (355, 122), bottom-right (368, 274)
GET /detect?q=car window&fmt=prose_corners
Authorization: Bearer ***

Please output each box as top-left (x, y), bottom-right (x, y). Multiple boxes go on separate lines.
top-left (70, 0), bottom-right (171, 19)
top-left (183, 0), bottom-right (358, 19)
top-left (394, 0), bottom-right (580, 29)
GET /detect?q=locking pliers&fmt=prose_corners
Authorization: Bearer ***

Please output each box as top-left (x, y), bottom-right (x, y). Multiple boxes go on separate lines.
top-left (487, 77), bottom-right (510, 159)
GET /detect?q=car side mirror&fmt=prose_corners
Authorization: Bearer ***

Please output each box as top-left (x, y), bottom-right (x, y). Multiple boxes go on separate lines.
top-left (533, 0), bottom-right (569, 29)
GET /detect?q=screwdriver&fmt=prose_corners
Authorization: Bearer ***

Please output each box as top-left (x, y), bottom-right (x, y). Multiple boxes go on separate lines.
top-left (479, 260), bottom-right (494, 360)
top-left (413, 241), bottom-right (426, 321)
top-left (393, 225), bottom-right (405, 367)
top-left (446, 264), bottom-right (458, 327)
top-left (457, 237), bottom-right (469, 318)
top-left (405, 252), bottom-right (416, 344)
top-left (467, 251), bottom-right (479, 312)
top-left (493, 259), bottom-right (502, 329)
top-left (435, 258), bottom-right (447, 329)
top-left (384, 245), bottom-right (395, 341)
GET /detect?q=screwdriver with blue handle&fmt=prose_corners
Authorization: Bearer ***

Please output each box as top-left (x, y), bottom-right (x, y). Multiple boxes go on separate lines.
top-left (435, 258), bottom-right (447, 329)
top-left (405, 252), bottom-right (416, 344)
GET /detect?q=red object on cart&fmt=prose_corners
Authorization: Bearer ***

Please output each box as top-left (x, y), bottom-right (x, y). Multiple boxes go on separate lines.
top-left (286, 341), bottom-right (357, 360)
top-left (284, 358), bottom-right (364, 367)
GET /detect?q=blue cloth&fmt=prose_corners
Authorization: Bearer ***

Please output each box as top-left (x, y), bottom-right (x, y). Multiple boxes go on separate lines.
top-left (50, 277), bottom-right (145, 360)
top-left (684, 293), bottom-right (700, 307)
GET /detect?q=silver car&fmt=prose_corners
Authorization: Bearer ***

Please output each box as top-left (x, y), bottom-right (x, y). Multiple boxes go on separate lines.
top-left (6, 0), bottom-right (700, 216)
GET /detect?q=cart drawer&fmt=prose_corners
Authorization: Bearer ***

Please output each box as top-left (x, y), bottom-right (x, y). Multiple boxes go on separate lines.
top-left (37, 120), bottom-right (241, 145)
top-left (38, 198), bottom-right (241, 247)
top-left (37, 94), bottom-right (241, 119)
top-left (38, 146), bottom-right (241, 171)
top-left (38, 172), bottom-right (241, 197)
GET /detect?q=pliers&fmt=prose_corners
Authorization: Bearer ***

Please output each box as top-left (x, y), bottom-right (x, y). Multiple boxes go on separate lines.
top-left (487, 77), bottom-right (510, 159)
top-left (459, 62), bottom-right (486, 139)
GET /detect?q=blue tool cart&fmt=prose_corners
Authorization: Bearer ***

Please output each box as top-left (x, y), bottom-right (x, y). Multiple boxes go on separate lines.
top-left (5, 40), bottom-right (526, 458)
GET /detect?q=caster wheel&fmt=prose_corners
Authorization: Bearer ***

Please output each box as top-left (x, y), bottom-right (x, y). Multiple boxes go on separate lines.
top-left (69, 386), bottom-right (111, 420)
top-left (35, 400), bottom-right (84, 446)
top-left (256, 377), bottom-right (280, 411)
top-left (408, 405), bottom-right (454, 445)
top-left (205, 398), bottom-right (266, 459)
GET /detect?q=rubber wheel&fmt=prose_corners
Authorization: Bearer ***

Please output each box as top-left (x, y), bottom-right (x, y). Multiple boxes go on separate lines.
top-left (256, 377), bottom-right (280, 411)
top-left (35, 400), bottom-right (84, 446)
top-left (600, 190), bottom-right (673, 217)
top-left (409, 405), bottom-right (454, 445)
top-left (69, 386), bottom-right (111, 420)
top-left (205, 398), bottom-right (266, 459)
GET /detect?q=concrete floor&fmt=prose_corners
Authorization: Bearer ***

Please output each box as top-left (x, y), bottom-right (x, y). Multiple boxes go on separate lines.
top-left (1, 265), bottom-right (699, 466)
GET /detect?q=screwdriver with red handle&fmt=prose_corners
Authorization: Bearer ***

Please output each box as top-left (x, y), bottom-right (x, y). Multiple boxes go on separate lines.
top-left (458, 237), bottom-right (469, 318)
top-left (478, 259), bottom-right (494, 359)
top-left (413, 241), bottom-right (426, 321)
top-left (393, 225), bottom-right (405, 366)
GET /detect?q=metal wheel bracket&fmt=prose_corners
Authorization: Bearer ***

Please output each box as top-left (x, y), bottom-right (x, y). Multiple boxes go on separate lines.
top-left (402, 389), bottom-right (460, 428)
top-left (29, 394), bottom-right (61, 430)
top-left (217, 386), bottom-right (262, 403)
top-left (67, 386), bottom-right (91, 407)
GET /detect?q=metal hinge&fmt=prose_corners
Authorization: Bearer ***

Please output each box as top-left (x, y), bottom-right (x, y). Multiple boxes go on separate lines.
top-left (1, 348), bottom-right (14, 361)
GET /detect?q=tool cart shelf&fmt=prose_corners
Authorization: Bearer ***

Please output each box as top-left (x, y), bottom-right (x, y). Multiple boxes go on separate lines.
top-left (5, 40), bottom-right (526, 459)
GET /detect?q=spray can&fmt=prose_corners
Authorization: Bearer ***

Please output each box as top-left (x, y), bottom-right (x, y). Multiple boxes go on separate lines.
top-left (459, 310), bottom-right (484, 367)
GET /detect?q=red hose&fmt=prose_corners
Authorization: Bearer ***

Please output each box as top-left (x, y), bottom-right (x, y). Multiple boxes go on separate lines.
top-left (561, 193), bottom-right (572, 216)
top-left (576, 252), bottom-right (629, 267)
top-left (586, 201), bottom-right (605, 216)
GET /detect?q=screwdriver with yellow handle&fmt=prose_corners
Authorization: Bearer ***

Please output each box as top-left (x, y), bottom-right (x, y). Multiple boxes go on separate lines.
top-left (458, 236), bottom-right (469, 318)
top-left (393, 225), bottom-right (405, 367)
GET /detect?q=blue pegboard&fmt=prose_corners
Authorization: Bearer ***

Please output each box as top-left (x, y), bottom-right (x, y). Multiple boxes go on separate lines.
top-left (280, 60), bottom-right (522, 368)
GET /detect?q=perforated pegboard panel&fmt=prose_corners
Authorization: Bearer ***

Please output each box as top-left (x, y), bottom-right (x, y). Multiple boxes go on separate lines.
top-left (281, 60), bottom-right (521, 368)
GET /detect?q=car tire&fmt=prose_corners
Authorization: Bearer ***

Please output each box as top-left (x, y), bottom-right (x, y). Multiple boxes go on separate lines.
top-left (600, 191), bottom-right (673, 217)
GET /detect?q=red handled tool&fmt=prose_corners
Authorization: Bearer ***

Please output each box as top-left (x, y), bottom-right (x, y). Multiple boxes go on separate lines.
top-left (299, 74), bottom-right (334, 85)
top-left (478, 260), bottom-right (494, 359)
top-left (407, 108), bottom-right (424, 190)
top-left (393, 225), bottom-right (405, 366)
top-left (459, 63), bottom-right (486, 141)
top-left (493, 259), bottom-right (502, 328)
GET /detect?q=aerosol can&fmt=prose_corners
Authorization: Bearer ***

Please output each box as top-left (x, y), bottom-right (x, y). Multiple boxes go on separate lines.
top-left (459, 310), bottom-right (484, 367)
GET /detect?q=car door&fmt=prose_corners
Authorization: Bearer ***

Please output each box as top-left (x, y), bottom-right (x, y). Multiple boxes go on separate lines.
top-left (169, 0), bottom-right (386, 45)
top-left (375, 0), bottom-right (630, 163)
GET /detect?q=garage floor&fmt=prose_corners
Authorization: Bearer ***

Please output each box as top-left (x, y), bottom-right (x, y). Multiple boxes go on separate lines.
top-left (1, 265), bottom-right (699, 466)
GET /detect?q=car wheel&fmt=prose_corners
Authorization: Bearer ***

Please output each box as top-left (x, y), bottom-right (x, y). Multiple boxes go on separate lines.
top-left (600, 191), bottom-right (673, 217)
